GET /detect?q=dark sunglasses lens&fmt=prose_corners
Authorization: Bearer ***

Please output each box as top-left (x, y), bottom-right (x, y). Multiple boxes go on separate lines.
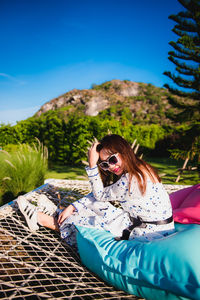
top-left (101, 162), bottom-right (109, 169)
top-left (109, 155), bottom-right (118, 165)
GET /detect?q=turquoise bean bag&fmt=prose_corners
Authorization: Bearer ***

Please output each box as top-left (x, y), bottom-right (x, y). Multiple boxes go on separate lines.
top-left (76, 223), bottom-right (200, 300)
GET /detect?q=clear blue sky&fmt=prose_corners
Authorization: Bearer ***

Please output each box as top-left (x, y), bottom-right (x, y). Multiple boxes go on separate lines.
top-left (0, 0), bottom-right (183, 124)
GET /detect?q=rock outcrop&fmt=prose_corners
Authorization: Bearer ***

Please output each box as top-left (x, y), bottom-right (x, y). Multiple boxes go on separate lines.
top-left (36, 80), bottom-right (140, 117)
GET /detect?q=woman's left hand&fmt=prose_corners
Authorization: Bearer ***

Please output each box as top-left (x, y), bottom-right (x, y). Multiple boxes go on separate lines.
top-left (57, 205), bottom-right (75, 225)
top-left (88, 142), bottom-right (100, 168)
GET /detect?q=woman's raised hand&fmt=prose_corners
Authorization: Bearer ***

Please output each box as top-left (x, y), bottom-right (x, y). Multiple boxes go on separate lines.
top-left (88, 141), bottom-right (100, 168)
top-left (57, 204), bottom-right (75, 225)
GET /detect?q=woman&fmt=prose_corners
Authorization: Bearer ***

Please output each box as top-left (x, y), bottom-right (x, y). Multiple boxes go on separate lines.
top-left (17, 134), bottom-right (175, 247)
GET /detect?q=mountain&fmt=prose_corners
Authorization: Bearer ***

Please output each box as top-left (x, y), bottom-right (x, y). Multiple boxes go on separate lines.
top-left (35, 79), bottom-right (183, 125)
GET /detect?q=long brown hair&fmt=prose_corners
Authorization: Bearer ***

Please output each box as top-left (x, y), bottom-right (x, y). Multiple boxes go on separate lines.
top-left (96, 134), bottom-right (161, 195)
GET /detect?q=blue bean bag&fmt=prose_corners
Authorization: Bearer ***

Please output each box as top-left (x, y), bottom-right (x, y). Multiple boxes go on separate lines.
top-left (76, 223), bottom-right (200, 300)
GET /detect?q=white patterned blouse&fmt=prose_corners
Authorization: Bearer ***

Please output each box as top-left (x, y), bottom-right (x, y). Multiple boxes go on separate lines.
top-left (71, 165), bottom-right (175, 241)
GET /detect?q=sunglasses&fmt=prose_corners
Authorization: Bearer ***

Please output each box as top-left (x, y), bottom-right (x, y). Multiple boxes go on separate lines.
top-left (98, 153), bottom-right (119, 170)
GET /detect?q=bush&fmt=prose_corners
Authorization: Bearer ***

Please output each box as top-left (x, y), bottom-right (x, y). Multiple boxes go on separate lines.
top-left (0, 140), bottom-right (48, 205)
top-left (4, 144), bottom-right (21, 153)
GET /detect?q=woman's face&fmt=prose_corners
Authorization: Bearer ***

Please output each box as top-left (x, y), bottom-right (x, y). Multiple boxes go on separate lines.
top-left (99, 148), bottom-right (124, 176)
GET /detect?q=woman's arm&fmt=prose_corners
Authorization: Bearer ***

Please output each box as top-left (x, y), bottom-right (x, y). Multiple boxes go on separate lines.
top-left (57, 204), bottom-right (75, 225)
top-left (86, 165), bottom-right (130, 202)
top-left (87, 142), bottom-right (130, 202)
top-left (71, 166), bottom-right (130, 214)
top-left (57, 192), bottom-right (99, 223)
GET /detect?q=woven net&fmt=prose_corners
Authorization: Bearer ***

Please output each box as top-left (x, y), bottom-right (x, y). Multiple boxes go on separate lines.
top-left (0, 179), bottom-right (190, 299)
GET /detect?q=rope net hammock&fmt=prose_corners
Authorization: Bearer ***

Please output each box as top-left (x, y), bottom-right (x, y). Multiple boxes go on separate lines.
top-left (0, 179), bottom-right (189, 299)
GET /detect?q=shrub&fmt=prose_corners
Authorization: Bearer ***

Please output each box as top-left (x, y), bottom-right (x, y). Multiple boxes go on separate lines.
top-left (4, 144), bottom-right (21, 153)
top-left (0, 140), bottom-right (48, 205)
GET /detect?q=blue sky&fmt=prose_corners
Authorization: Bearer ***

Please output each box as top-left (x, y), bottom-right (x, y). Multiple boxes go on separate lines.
top-left (0, 0), bottom-right (183, 124)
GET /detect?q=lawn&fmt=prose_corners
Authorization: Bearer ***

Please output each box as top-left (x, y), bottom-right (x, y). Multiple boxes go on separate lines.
top-left (46, 158), bottom-right (199, 186)
top-left (146, 157), bottom-right (199, 185)
top-left (45, 163), bottom-right (87, 181)
top-left (0, 157), bottom-right (198, 206)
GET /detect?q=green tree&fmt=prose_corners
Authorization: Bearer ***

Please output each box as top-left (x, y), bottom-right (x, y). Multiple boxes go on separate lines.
top-left (163, 0), bottom-right (200, 121)
top-left (42, 113), bottom-right (64, 162)
top-left (0, 124), bottom-right (20, 146)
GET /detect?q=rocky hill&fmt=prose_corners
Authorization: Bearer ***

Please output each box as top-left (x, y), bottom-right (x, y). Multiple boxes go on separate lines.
top-left (35, 79), bottom-right (182, 125)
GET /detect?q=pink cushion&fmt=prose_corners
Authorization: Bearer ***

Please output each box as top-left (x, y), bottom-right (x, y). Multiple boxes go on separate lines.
top-left (169, 184), bottom-right (200, 224)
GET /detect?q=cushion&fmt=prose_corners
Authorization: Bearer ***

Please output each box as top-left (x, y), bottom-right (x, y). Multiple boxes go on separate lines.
top-left (76, 223), bottom-right (200, 300)
top-left (170, 184), bottom-right (200, 224)
top-left (170, 184), bottom-right (200, 210)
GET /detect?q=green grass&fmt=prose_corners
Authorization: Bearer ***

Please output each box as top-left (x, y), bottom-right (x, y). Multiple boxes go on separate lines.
top-left (146, 157), bottom-right (199, 185)
top-left (45, 164), bottom-right (87, 181)
top-left (1, 157), bottom-right (198, 206)
top-left (46, 158), bottom-right (199, 186)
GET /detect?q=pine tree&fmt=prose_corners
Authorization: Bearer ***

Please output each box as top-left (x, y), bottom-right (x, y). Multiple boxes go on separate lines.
top-left (163, 0), bottom-right (200, 121)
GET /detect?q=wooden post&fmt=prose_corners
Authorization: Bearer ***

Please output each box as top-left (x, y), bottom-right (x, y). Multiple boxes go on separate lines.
top-left (131, 139), bottom-right (140, 154)
top-left (175, 157), bottom-right (189, 183)
top-left (131, 139), bottom-right (137, 149)
top-left (134, 143), bottom-right (140, 154)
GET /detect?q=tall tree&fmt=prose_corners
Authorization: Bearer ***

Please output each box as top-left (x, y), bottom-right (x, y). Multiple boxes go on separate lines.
top-left (163, 0), bottom-right (200, 121)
